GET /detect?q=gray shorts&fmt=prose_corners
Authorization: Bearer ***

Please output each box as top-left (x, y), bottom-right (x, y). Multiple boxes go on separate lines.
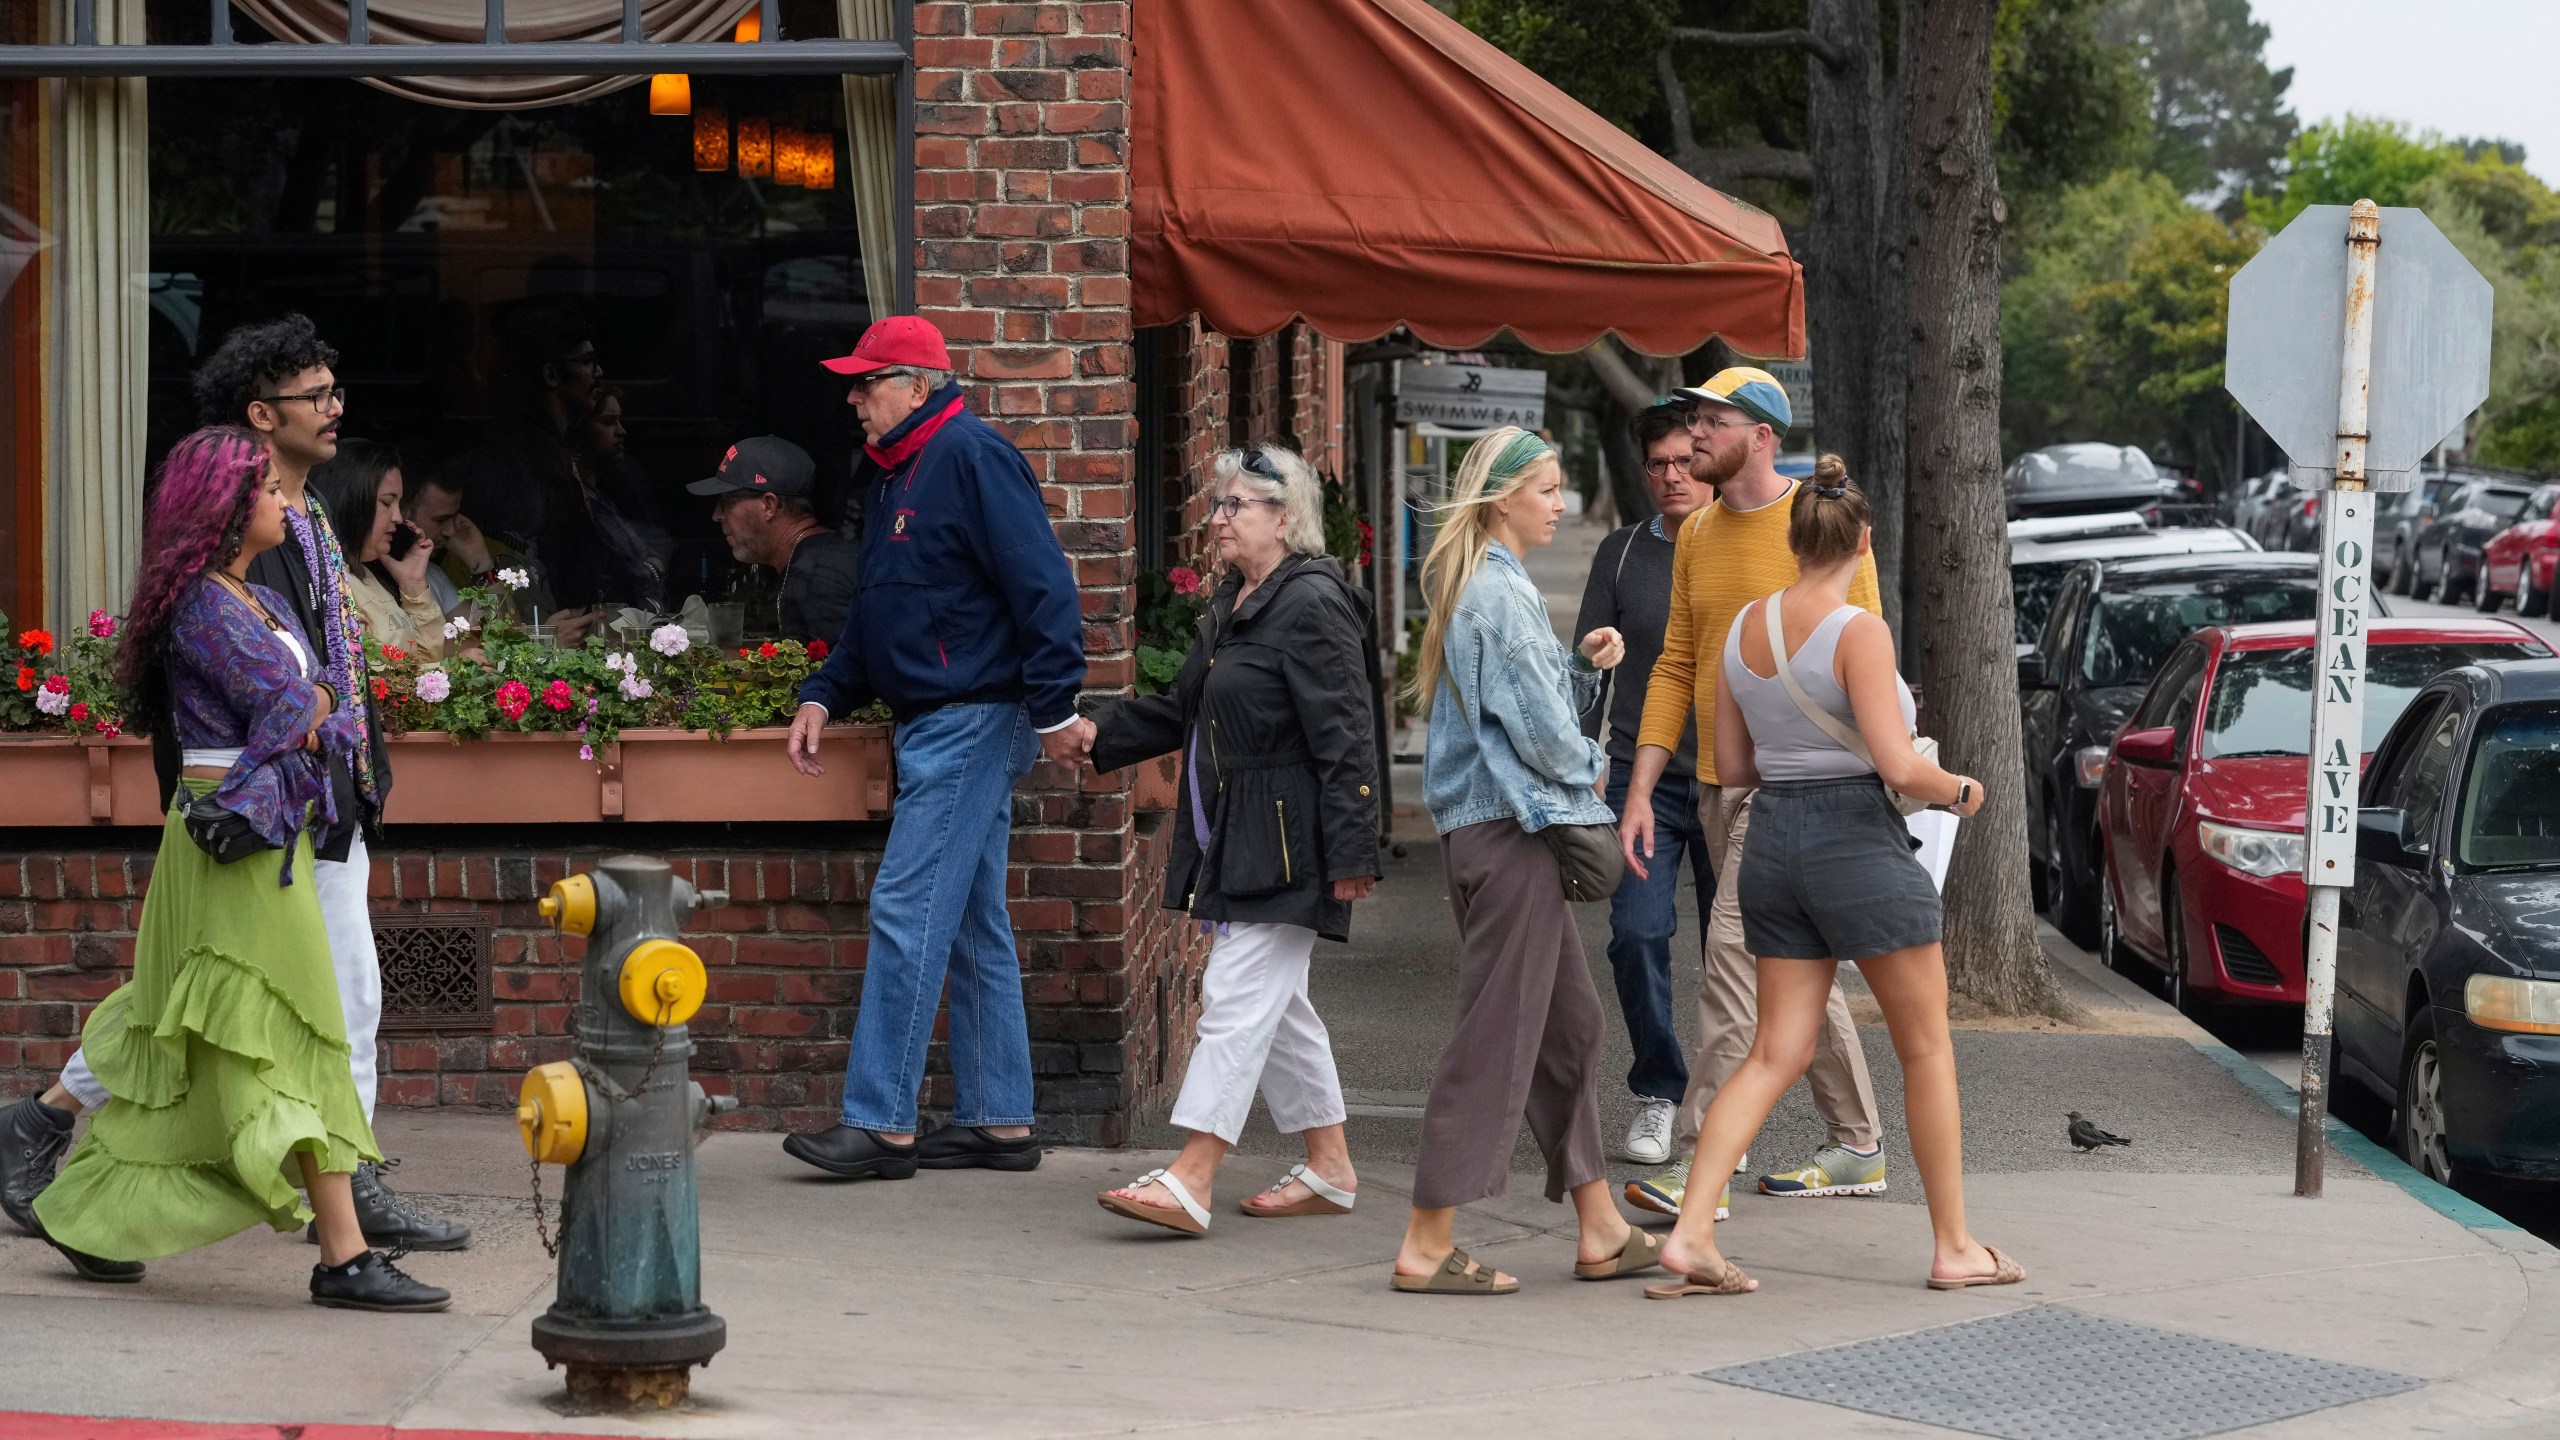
top-left (1738, 776), bottom-right (1942, 962)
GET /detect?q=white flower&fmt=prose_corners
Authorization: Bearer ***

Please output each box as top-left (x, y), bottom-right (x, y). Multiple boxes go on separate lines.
top-left (619, 674), bottom-right (654, 701)
top-left (33, 687), bottom-right (68, 718)
top-left (604, 650), bottom-right (639, 677)
top-left (648, 623), bottom-right (690, 657)
top-left (415, 669), bottom-right (452, 704)
top-left (496, 567), bottom-right (531, 591)
top-left (442, 614), bottom-right (475, 641)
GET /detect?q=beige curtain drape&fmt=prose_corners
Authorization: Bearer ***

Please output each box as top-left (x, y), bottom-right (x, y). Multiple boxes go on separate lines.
top-left (50, 0), bottom-right (146, 635)
top-left (231, 0), bottom-right (760, 109)
top-left (838, 0), bottom-right (901, 319)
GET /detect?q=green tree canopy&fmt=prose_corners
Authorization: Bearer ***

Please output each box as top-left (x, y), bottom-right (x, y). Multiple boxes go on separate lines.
top-left (2245, 115), bottom-right (2458, 228)
top-left (2102, 0), bottom-right (2296, 210)
top-left (1995, 0), bottom-right (2151, 240)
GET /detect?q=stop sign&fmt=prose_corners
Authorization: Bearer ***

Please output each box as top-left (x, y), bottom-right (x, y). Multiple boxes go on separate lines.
top-left (2225, 205), bottom-right (2492, 489)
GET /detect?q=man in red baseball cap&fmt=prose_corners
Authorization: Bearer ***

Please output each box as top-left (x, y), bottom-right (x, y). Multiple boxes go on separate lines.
top-left (784, 315), bottom-right (1090, 1182)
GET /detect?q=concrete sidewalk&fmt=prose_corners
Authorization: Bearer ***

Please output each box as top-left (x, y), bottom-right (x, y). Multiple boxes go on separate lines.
top-left (4, 930), bottom-right (2557, 1440)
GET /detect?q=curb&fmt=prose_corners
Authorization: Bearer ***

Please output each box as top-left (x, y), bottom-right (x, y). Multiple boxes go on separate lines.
top-left (2039, 927), bottom-right (2540, 1244)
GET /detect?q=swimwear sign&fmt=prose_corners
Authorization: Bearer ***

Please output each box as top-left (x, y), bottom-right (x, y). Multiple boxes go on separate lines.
top-left (2304, 499), bottom-right (2375, 880)
top-left (1395, 364), bottom-right (1547, 432)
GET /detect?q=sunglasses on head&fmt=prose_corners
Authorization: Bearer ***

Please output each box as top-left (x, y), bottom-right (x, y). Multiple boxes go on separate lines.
top-left (1242, 450), bottom-right (1283, 481)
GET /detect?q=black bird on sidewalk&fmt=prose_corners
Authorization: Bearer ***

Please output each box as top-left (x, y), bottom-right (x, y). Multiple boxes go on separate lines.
top-left (2067, 1113), bottom-right (2133, 1151)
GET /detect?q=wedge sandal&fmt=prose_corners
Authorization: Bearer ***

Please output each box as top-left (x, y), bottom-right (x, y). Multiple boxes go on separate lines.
top-left (1642, 1259), bottom-right (1756, 1300)
top-left (1572, 1226), bottom-right (1665, 1281)
top-left (1390, 1248), bottom-right (1517, 1296)
top-left (1927, 1244), bottom-right (2025, 1290)
top-left (1240, 1163), bottom-right (1355, 1218)
top-left (1097, 1168), bottom-right (1209, 1236)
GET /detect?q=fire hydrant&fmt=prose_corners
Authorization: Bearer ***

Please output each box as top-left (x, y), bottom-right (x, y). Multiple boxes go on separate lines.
top-left (517, 854), bottom-right (739, 1409)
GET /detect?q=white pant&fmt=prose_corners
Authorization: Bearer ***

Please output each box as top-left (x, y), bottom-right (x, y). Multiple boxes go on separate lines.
top-left (61, 835), bottom-right (382, 1124)
top-left (1168, 922), bottom-right (1346, 1144)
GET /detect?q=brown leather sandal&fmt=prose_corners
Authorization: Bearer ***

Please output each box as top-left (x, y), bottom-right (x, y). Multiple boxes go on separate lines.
top-left (1390, 1248), bottom-right (1518, 1295)
top-left (1643, 1258), bottom-right (1757, 1299)
top-left (1927, 1243), bottom-right (2026, 1290)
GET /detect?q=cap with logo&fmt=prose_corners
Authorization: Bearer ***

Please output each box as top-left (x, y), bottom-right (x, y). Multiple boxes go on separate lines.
top-left (820, 314), bottom-right (954, 377)
top-left (1674, 366), bottom-right (1792, 435)
top-left (688, 436), bottom-right (817, 498)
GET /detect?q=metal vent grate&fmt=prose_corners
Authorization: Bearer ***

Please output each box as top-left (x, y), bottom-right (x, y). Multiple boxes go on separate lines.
top-left (375, 914), bottom-right (493, 1034)
top-left (2214, 924), bottom-right (2283, 987)
top-left (1703, 1306), bottom-right (2419, 1440)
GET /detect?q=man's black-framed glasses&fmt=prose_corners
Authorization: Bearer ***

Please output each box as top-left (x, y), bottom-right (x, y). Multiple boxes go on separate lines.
top-left (257, 385), bottom-right (347, 414)
top-left (1210, 494), bottom-right (1287, 520)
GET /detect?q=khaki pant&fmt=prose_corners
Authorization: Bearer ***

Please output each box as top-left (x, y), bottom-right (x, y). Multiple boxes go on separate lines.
top-left (1674, 786), bottom-right (1883, 1149)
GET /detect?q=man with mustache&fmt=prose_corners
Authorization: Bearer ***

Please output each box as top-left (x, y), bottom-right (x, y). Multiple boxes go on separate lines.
top-left (1617, 369), bottom-right (1887, 1222)
top-left (0, 315), bottom-right (470, 1255)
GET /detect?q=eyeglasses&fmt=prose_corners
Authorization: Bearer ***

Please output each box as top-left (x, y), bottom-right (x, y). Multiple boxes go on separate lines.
top-left (1210, 495), bottom-right (1287, 520)
top-left (257, 385), bottom-right (346, 415)
top-left (1642, 455), bottom-right (1692, 476)
top-left (556, 349), bottom-right (602, 375)
top-left (847, 369), bottom-right (914, 393)
top-left (1690, 413), bottom-right (1758, 435)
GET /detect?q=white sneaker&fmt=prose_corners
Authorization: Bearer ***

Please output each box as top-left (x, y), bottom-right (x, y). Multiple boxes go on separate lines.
top-left (1621, 1098), bottom-right (1676, 1165)
top-left (1734, 1151), bottom-right (1751, 1175)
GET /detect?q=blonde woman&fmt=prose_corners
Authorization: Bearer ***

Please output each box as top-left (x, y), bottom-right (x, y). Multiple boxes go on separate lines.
top-left (1391, 426), bottom-right (1658, 1295)
top-left (1648, 463), bottom-right (2016, 1300)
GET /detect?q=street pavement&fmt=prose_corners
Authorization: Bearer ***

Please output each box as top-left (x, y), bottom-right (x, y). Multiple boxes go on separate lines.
top-left (6, 517), bottom-right (2559, 1438)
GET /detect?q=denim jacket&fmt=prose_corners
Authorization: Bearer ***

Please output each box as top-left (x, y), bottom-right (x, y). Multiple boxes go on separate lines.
top-left (1423, 542), bottom-right (1614, 835)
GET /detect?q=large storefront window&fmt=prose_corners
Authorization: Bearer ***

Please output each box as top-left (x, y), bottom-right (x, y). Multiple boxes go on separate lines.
top-left (145, 67), bottom-right (872, 633)
top-left (0, 5), bottom-right (44, 629)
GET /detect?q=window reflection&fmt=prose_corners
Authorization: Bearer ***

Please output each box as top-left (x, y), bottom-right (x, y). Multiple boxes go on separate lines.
top-left (2203, 643), bottom-right (2546, 759)
top-left (2462, 705), bottom-right (2560, 869)
top-left (2079, 580), bottom-right (2318, 689)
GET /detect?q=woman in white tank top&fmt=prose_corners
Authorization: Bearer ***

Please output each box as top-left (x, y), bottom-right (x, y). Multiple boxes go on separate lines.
top-left (1649, 460), bottom-right (2023, 1302)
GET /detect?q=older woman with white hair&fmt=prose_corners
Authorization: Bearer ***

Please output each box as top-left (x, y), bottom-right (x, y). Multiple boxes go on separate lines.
top-left (1088, 444), bottom-right (1382, 1235)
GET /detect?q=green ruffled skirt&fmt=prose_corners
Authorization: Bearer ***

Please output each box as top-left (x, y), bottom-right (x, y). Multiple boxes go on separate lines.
top-left (33, 788), bottom-right (380, 1261)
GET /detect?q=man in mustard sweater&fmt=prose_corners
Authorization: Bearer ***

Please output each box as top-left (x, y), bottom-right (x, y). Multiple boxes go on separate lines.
top-left (1617, 368), bottom-right (1886, 1220)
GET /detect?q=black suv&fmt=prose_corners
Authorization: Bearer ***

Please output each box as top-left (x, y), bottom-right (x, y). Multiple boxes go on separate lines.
top-left (2018, 553), bottom-right (2379, 946)
top-left (2403, 474), bottom-right (2538, 605)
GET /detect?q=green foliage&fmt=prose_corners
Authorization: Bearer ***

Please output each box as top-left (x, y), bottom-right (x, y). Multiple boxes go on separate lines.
top-left (0, 613), bottom-right (119, 735)
top-left (2413, 171), bottom-right (2560, 475)
top-left (2102, 0), bottom-right (2297, 209)
top-left (1133, 568), bottom-right (1208, 698)
top-left (1451, 0), bottom-right (1679, 134)
top-left (1995, 0), bottom-right (2151, 240)
top-left (2244, 115), bottom-right (2458, 230)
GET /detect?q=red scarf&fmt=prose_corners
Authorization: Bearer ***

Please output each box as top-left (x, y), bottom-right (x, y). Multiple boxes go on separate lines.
top-left (865, 393), bottom-right (966, 474)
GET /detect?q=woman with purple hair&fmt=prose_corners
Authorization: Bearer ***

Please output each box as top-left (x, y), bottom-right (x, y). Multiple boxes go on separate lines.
top-left (28, 427), bottom-right (451, 1312)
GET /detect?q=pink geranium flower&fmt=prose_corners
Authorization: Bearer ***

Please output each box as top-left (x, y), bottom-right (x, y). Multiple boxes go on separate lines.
top-left (496, 680), bottom-right (533, 721)
top-left (1167, 566), bottom-right (1202, 596)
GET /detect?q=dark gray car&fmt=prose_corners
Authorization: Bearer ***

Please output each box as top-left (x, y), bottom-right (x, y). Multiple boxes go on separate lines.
top-left (2412, 478), bottom-right (2537, 605)
top-left (2006, 443), bottom-right (2164, 521)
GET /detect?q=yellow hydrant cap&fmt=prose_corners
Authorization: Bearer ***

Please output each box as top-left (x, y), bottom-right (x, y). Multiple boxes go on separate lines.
top-left (538, 874), bottom-right (596, 937)
top-left (516, 1061), bottom-right (588, 1164)
top-left (619, 938), bottom-right (707, 1027)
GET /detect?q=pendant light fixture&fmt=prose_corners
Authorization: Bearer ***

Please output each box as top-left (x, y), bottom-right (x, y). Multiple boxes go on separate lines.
top-left (648, 74), bottom-right (692, 117)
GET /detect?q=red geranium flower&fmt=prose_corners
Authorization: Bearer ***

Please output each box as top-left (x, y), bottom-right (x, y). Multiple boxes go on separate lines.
top-left (382, 645), bottom-right (409, 664)
top-left (17, 629), bottom-right (53, 657)
top-left (12, 666), bottom-right (29, 692)
top-left (67, 702), bottom-right (88, 723)
top-left (758, 641), bottom-right (780, 658)
top-left (371, 677), bottom-right (391, 702)
top-left (1167, 567), bottom-right (1202, 596)
top-left (39, 674), bottom-right (67, 695)
top-left (738, 647), bottom-right (753, 659)
top-left (496, 679), bottom-right (532, 721)
top-left (807, 639), bottom-right (829, 660)
top-left (541, 679), bottom-right (574, 712)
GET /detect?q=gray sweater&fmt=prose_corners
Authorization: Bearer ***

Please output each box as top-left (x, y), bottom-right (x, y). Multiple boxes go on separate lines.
top-left (1574, 516), bottom-right (1698, 782)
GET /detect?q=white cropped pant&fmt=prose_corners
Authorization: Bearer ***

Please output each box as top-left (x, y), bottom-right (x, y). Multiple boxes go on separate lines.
top-left (1169, 922), bottom-right (1347, 1144)
top-left (61, 836), bottom-right (382, 1124)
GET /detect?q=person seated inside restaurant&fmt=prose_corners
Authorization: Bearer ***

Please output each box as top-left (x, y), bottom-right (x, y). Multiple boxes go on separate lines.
top-left (311, 439), bottom-right (455, 660)
top-left (691, 436), bottom-right (859, 644)
top-left (402, 466), bottom-right (488, 613)
top-left (566, 383), bottom-right (672, 612)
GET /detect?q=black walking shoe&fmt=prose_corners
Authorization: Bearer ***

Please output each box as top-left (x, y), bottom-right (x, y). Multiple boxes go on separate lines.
top-left (29, 1213), bottom-right (144, 1284)
top-left (307, 1160), bottom-right (472, 1251)
top-left (914, 1123), bottom-right (1043, 1172)
top-left (1, 1094), bottom-right (75, 1237)
top-left (310, 1249), bottom-right (452, 1313)
top-left (782, 1124), bottom-right (920, 1179)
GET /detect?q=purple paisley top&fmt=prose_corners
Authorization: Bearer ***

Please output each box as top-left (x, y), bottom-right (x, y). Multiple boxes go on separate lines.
top-left (169, 577), bottom-right (361, 883)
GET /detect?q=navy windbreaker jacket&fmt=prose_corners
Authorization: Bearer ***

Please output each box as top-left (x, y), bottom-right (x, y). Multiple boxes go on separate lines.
top-left (798, 384), bottom-right (1085, 728)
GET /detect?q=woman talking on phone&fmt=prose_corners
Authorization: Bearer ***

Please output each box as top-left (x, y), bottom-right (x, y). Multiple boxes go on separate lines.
top-left (312, 439), bottom-right (454, 660)
top-left (1647, 460), bottom-right (2017, 1301)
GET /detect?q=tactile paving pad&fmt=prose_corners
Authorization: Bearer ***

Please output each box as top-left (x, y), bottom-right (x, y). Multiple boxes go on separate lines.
top-left (1701, 1305), bottom-right (2422, 1440)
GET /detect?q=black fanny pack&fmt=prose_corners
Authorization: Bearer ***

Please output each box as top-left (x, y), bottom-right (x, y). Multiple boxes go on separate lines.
top-left (182, 792), bottom-right (277, 865)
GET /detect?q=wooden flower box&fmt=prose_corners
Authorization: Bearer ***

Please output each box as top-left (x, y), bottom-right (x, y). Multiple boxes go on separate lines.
top-left (0, 726), bottom-right (895, 826)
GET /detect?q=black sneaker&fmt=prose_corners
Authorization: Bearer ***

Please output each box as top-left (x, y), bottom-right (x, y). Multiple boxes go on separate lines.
top-left (306, 1160), bottom-right (473, 1251)
top-left (914, 1123), bottom-right (1042, 1172)
top-left (1, 1094), bottom-right (76, 1237)
top-left (28, 1212), bottom-right (144, 1284)
top-left (781, 1124), bottom-right (920, 1179)
top-left (310, 1249), bottom-right (452, 1313)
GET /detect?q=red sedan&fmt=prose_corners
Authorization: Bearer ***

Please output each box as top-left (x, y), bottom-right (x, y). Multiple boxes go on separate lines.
top-left (2480, 482), bottom-right (2560, 617)
top-left (2095, 618), bottom-right (2552, 1009)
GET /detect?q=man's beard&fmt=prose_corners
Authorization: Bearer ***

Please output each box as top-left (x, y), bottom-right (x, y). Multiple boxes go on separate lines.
top-left (1689, 440), bottom-right (1744, 489)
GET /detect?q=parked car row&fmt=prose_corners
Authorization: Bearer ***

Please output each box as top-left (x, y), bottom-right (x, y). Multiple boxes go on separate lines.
top-left (2234, 462), bottom-right (2559, 615)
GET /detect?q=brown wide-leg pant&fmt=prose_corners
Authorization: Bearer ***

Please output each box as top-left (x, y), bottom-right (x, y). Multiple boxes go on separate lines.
top-left (1411, 819), bottom-right (1610, 1209)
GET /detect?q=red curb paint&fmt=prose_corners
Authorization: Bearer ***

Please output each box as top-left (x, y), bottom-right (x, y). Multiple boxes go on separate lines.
top-left (0, 1414), bottom-right (653, 1440)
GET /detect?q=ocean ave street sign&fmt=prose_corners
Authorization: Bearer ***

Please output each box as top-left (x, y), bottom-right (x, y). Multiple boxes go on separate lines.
top-left (2226, 205), bottom-right (2492, 489)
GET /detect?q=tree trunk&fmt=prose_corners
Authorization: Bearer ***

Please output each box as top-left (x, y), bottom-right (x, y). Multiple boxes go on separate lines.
top-left (1806, 0), bottom-right (1892, 636)
top-left (1871, 0), bottom-right (1914, 647)
top-left (1904, 0), bottom-right (2073, 1018)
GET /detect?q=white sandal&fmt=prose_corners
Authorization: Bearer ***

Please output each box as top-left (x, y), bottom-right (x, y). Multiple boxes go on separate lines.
top-left (1097, 1168), bottom-right (1210, 1236)
top-left (1241, 1162), bottom-right (1355, 1218)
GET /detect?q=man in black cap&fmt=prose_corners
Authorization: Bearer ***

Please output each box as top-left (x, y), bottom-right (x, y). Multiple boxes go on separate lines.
top-left (692, 436), bottom-right (859, 643)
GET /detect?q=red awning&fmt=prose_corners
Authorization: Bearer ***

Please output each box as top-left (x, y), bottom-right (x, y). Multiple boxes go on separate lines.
top-left (1131, 0), bottom-right (1805, 359)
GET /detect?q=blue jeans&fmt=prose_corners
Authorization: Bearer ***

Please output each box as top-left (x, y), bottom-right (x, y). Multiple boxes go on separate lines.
top-left (840, 702), bottom-right (1039, 1132)
top-left (1605, 758), bottom-right (1716, 1105)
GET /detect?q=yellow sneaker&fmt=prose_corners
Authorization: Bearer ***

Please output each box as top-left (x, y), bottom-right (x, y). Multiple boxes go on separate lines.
top-left (1623, 1159), bottom-right (1730, 1221)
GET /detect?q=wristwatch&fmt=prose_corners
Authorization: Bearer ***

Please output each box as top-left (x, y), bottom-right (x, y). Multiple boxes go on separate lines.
top-left (1956, 780), bottom-right (1972, 807)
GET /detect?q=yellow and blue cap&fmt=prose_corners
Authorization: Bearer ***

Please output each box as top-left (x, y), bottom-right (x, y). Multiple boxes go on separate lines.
top-left (1676, 366), bottom-right (1791, 434)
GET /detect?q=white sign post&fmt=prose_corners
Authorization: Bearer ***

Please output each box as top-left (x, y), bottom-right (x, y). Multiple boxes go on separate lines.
top-left (2226, 199), bottom-right (2492, 1198)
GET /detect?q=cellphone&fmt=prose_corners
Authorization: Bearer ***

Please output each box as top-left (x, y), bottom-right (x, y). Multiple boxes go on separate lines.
top-left (386, 521), bottom-right (420, 562)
